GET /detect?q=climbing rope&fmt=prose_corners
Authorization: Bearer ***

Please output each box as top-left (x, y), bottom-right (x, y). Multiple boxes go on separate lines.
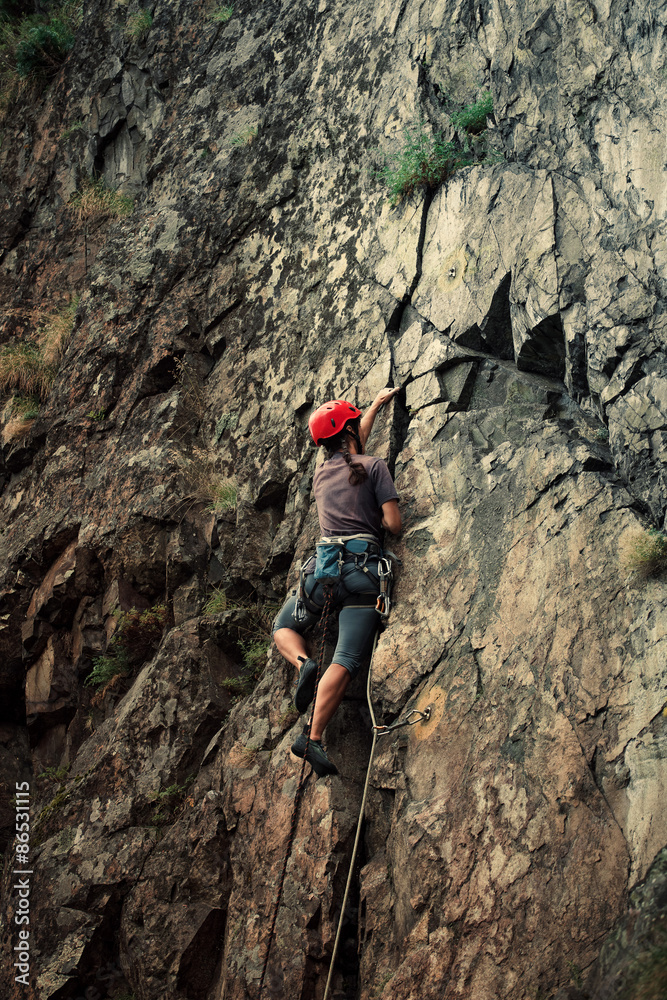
top-left (258, 587), bottom-right (335, 999)
top-left (322, 636), bottom-right (429, 1000)
top-left (321, 629), bottom-right (380, 1000)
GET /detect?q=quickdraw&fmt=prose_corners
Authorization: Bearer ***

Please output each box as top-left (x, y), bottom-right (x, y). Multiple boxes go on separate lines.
top-left (374, 707), bottom-right (431, 736)
top-left (375, 556), bottom-right (393, 619)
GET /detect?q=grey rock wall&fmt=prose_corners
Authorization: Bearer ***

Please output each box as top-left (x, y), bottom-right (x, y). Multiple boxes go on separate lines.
top-left (0, 0), bottom-right (666, 998)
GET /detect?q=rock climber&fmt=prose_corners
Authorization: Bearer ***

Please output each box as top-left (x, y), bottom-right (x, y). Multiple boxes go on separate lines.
top-left (272, 389), bottom-right (402, 776)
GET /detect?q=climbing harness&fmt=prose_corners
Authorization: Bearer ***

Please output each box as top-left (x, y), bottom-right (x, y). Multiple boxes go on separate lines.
top-left (258, 588), bottom-right (334, 999)
top-left (293, 535), bottom-right (394, 625)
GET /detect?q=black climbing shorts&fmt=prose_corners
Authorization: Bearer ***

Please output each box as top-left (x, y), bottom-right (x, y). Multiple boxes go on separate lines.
top-left (272, 560), bottom-right (382, 679)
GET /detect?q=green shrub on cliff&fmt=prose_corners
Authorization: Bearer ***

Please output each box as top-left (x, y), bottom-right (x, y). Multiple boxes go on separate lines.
top-left (85, 604), bottom-right (168, 689)
top-left (379, 124), bottom-right (472, 204)
top-left (211, 4), bottom-right (234, 22)
top-left (449, 91), bottom-right (493, 134)
top-left (379, 93), bottom-right (498, 204)
top-left (0, 2), bottom-right (81, 109)
top-left (150, 777), bottom-right (194, 825)
top-left (15, 17), bottom-right (74, 77)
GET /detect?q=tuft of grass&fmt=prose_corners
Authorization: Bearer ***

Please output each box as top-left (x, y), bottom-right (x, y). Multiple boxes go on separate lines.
top-left (150, 776), bottom-right (194, 825)
top-left (7, 394), bottom-right (40, 419)
top-left (378, 123), bottom-right (472, 205)
top-left (60, 117), bottom-right (85, 141)
top-left (1, 392), bottom-right (39, 442)
top-left (208, 479), bottom-right (237, 513)
top-left (125, 9), bottom-right (152, 41)
top-left (0, 342), bottom-right (54, 401)
top-left (211, 4), bottom-right (233, 22)
top-left (38, 764), bottom-right (71, 782)
top-left (69, 177), bottom-right (134, 224)
top-left (228, 741), bottom-right (262, 767)
top-left (174, 357), bottom-right (207, 428)
top-left (179, 446), bottom-right (237, 513)
top-left (203, 592), bottom-right (277, 696)
top-left (204, 586), bottom-right (228, 616)
top-left (38, 295), bottom-right (79, 366)
top-left (230, 124), bottom-right (257, 147)
top-left (0, 297), bottom-right (78, 404)
top-left (621, 528), bottom-right (667, 579)
top-left (449, 91), bottom-right (493, 134)
top-left (239, 636), bottom-right (270, 673)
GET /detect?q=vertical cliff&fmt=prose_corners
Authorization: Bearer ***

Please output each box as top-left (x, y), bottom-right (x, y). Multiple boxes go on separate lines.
top-left (0, 0), bottom-right (666, 998)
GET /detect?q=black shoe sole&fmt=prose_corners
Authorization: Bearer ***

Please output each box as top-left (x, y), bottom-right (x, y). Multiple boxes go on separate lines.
top-left (294, 659), bottom-right (317, 714)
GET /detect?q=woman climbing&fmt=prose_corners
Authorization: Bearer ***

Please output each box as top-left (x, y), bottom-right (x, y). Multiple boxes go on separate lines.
top-left (272, 389), bottom-right (402, 776)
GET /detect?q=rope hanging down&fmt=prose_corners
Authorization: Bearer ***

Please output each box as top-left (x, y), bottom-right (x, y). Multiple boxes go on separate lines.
top-left (321, 640), bottom-right (429, 1000)
top-left (258, 588), bottom-right (334, 999)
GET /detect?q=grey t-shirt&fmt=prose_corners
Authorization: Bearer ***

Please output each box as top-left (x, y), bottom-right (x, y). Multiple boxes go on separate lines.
top-left (313, 452), bottom-right (399, 542)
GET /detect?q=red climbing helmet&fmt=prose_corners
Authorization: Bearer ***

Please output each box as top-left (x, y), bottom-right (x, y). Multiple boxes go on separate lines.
top-left (308, 399), bottom-right (362, 445)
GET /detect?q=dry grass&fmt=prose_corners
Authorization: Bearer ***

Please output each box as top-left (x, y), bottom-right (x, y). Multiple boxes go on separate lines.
top-left (69, 177), bottom-right (134, 224)
top-left (2, 414), bottom-right (36, 444)
top-left (621, 528), bottom-right (667, 579)
top-left (89, 671), bottom-right (125, 707)
top-left (0, 342), bottom-right (54, 400)
top-left (1, 395), bottom-right (40, 444)
top-left (125, 8), bottom-right (152, 40)
top-left (37, 296), bottom-right (78, 365)
top-left (180, 448), bottom-right (237, 513)
top-left (174, 357), bottom-right (207, 427)
top-left (228, 741), bottom-right (262, 767)
top-left (0, 298), bottom-right (78, 404)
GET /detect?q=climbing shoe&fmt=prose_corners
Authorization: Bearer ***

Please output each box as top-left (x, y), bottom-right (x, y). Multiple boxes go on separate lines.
top-left (294, 657), bottom-right (318, 714)
top-left (291, 727), bottom-right (338, 777)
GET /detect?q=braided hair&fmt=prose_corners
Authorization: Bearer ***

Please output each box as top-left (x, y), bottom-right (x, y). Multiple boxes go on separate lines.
top-left (323, 420), bottom-right (368, 485)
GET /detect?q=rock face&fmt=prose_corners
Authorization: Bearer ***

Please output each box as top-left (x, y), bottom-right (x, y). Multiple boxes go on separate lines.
top-left (0, 0), bottom-right (666, 998)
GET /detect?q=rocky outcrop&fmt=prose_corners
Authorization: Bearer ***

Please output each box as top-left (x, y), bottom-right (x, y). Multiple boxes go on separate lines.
top-left (1, 0), bottom-right (666, 998)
